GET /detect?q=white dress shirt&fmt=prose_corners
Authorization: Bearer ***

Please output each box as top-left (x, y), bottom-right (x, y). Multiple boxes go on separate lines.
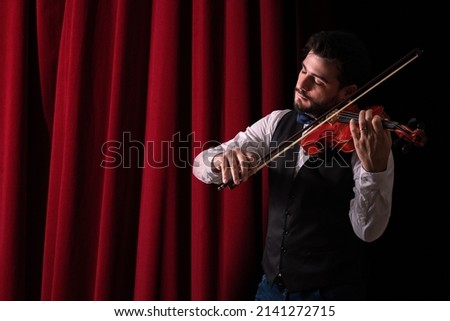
top-left (193, 109), bottom-right (394, 242)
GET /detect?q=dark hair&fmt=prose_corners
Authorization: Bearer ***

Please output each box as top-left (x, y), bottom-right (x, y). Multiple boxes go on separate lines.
top-left (302, 30), bottom-right (371, 88)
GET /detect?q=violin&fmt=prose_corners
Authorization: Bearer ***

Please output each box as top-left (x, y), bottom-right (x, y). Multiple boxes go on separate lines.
top-left (218, 48), bottom-right (425, 191)
top-left (300, 104), bottom-right (427, 155)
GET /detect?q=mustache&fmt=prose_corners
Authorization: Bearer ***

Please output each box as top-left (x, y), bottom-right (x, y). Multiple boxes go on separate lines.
top-left (294, 88), bottom-right (330, 116)
top-left (295, 88), bottom-right (310, 100)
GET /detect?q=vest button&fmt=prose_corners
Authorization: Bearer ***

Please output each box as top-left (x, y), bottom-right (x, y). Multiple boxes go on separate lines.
top-left (281, 247), bottom-right (287, 254)
top-left (283, 230), bottom-right (289, 235)
top-left (284, 210), bottom-right (290, 216)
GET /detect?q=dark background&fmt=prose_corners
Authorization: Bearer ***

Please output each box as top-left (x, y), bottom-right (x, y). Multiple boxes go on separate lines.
top-left (305, 1), bottom-right (448, 300)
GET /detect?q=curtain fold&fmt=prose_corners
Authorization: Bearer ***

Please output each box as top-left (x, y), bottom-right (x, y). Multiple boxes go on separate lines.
top-left (0, 0), bottom-right (29, 300)
top-left (134, 0), bottom-right (188, 300)
top-left (191, 0), bottom-right (223, 300)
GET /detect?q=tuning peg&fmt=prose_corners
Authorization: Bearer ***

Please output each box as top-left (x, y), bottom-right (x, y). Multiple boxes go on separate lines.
top-left (407, 118), bottom-right (417, 128)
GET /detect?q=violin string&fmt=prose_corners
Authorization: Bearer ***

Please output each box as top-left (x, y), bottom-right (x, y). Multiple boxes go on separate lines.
top-left (337, 111), bottom-right (407, 132)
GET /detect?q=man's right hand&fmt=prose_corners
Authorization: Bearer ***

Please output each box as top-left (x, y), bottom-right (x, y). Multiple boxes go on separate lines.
top-left (212, 148), bottom-right (258, 185)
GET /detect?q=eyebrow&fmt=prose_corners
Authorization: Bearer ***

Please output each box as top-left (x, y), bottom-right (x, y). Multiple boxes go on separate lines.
top-left (302, 62), bottom-right (329, 84)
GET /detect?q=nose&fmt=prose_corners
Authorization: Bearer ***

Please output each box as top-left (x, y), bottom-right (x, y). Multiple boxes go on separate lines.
top-left (296, 73), bottom-right (313, 91)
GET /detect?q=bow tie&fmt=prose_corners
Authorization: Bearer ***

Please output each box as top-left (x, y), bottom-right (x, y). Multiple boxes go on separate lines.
top-left (296, 111), bottom-right (315, 125)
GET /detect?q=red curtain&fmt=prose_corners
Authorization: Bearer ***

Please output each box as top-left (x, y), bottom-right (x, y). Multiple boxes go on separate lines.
top-left (0, 0), bottom-right (308, 300)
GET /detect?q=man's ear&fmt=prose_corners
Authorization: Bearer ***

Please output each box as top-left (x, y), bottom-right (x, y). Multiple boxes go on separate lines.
top-left (342, 84), bottom-right (358, 99)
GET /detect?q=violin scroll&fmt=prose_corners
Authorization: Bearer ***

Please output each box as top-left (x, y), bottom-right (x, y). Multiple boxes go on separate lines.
top-left (392, 118), bottom-right (427, 153)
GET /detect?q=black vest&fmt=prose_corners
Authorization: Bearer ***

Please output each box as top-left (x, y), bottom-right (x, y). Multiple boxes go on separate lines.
top-left (262, 110), bottom-right (366, 291)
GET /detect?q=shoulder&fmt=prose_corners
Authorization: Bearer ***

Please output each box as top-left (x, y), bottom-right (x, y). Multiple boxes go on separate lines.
top-left (239, 109), bottom-right (293, 144)
top-left (267, 109), bottom-right (292, 118)
top-left (251, 109), bottom-right (293, 135)
top-left (262, 109), bottom-right (292, 126)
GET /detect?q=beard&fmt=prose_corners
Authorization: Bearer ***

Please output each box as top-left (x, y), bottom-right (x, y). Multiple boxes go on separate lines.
top-left (294, 100), bottom-right (330, 117)
top-left (293, 89), bottom-right (341, 118)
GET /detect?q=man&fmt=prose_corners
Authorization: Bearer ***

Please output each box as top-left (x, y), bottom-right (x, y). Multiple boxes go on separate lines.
top-left (192, 30), bottom-right (393, 300)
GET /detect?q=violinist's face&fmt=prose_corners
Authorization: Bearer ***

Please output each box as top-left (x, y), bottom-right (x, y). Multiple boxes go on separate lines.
top-left (294, 51), bottom-right (356, 117)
